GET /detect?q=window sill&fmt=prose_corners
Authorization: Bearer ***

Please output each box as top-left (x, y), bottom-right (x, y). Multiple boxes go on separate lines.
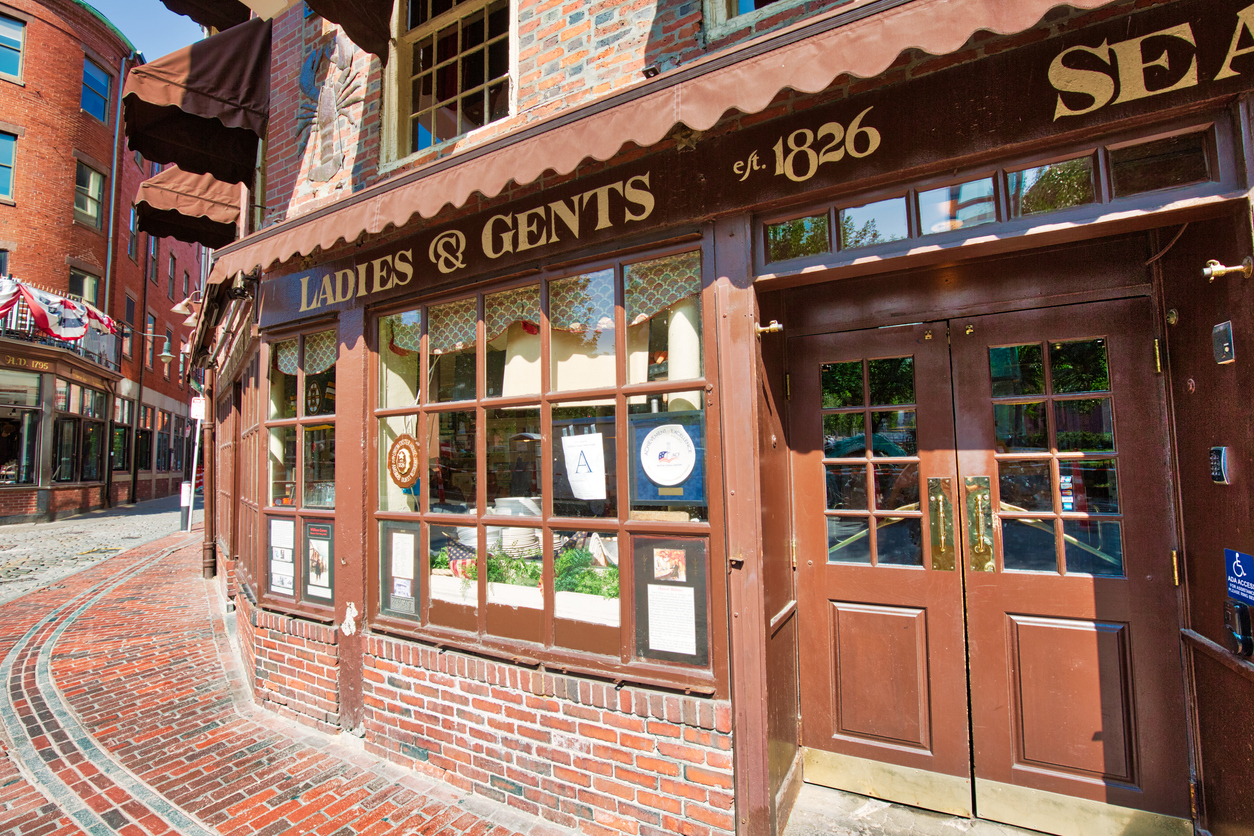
top-left (0, 75), bottom-right (24, 87)
top-left (72, 217), bottom-right (105, 235)
top-left (378, 118), bottom-right (509, 177)
top-left (705, 0), bottom-right (854, 42)
top-left (0, 196), bottom-right (13, 206)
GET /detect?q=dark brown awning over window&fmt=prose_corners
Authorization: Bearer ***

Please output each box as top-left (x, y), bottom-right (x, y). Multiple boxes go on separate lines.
top-left (306, 0), bottom-right (393, 64)
top-left (123, 16), bottom-right (271, 185)
top-left (157, 0), bottom-right (251, 36)
top-left (135, 166), bottom-right (241, 249)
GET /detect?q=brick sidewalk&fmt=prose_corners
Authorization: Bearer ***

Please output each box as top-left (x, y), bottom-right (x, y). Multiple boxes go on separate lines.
top-left (0, 533), bottom-right (572, 836)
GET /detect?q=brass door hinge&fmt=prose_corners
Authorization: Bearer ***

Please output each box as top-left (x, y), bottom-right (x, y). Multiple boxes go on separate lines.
top-left (1172, 549), bottom-right (1179, 586)
top-left (1154, 338), bottom-right (1162, 374)
top-left (791, 537), bottom-right (796, 568)
top-left (785, 373), bottom-right (791, 400)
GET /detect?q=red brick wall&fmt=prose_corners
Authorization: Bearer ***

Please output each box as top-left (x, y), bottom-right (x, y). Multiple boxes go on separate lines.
top-left (109, 480), bottom-right (129, 505)
top-left (50, 484), bottom-right (104, 513)
top-left (240, 599), bottom-right (341, 733)
top-left (363, 636), bottom-right (735, 836)
top-left (0, 489), bottom-right (39, 518)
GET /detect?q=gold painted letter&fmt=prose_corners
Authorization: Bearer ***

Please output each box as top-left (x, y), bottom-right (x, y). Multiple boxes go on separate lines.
top-left (482, 213), bottom-right (515, 259)
top-left (1050, 41), bottom-right (1115, 119)
top-left (624, 173), bottom-right (654, 222)
top-left (581, 182), bottom-right (625, 231)
top-left (300, 275), bottom-right (314, 311)
top-left (516, 207), bottom-right (548, 252)
top-left (393, 249), bottom-right (414, 285)
top-left (1111, 24), bottom-right (1198, 105)
top-left (1216, 4), bottom-right (1254, 80)
top-left (548, 197), bottom-right (580, 244)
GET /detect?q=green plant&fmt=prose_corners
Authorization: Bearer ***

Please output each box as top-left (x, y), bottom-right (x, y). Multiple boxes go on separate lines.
top-left (431, 547), bottom-right (450, 570)
top-left (555, 547), bottom-right (619, 599)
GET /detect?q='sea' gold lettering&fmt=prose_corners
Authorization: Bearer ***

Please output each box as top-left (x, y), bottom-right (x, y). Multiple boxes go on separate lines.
top-left (1050, 41), bottom-right (1115, 119)
top-left (1111, 24), bottom-right (1197, 105)
top-left (1216, 3), bottom-right (1254, 80)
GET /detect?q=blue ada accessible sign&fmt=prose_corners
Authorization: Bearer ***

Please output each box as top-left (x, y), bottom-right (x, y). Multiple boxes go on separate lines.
top-left (1225, 549), bottom-right (1254, 606)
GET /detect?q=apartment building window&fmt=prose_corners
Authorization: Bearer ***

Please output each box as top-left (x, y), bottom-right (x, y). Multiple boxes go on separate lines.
top-left (146, 313), bottom-right (156, 368)
top-left (74, 161), bottom-right (104, 228)
top-left (168, 253), bottom-right (176, 299)
top-left (148, 237), bottom-right (158, 282)
top-left (0, 249), bottom-right (8, 276)
top-left (81, 58), bottom-right (110, 122)
top-left (395, 0), bottom-right (510, 157)
top-left (0, 13), bottom-right (23, 81)
top-left (122, 295), bottom-right (135, 357)
top-left (0, 131), bottom-right (14, 200)
top-left (128, 207), bottom-right (138, 259)
top-left (183, 270), bottom-right (190, 298)
top-left (68, 269), bottom-right (99, 307)
top-left (705, 0), bottom-right (804, 36)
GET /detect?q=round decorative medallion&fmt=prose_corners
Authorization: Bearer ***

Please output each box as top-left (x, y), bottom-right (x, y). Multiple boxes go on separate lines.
top-left (305, 382), bottom-right (322, 414)
top-left (388, 433), bottom-right (421, 488)
top-left (639, 424), bottom-right (696, 487)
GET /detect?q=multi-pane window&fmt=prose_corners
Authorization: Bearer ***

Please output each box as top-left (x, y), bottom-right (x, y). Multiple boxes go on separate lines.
top-left (156, 410), bottom-right (171, 472)
top-left (0, 14), bottom-right (23, 80)
top-left (112, 397), bottom-right (132, 472)
top-left (68, 269), bottom-right (99, 307)
top-left (136, 405), bottom-right (154, 470)
top-left (0, 131), bottom-right (14, 200)
top-left (146, 313), bottom-right (156, 368)
top-left (0, 371), bottom-right (39, 485)
top-left (398, 0), bottom-right (510, 156)
top-left (173, 416), bottom-right (185, 473)
top-left (74, 162), bottom-right (104, 228)
top-left (148, 237), bottom-right (158, 282)
top-left (122, 296), bottom-right (135, 357)
top-left (372, 247), bottom-right (713, 682)
top-left (168, 254), bottom-right (176, 299)
top-left (52, 379), bottom-right (106, 482)
top-left (81, 58), bottom-right (110, 122)
top-left (264, 328), bottom-right (338, 609)
top-left (183, 270), bottom-right (190, 298)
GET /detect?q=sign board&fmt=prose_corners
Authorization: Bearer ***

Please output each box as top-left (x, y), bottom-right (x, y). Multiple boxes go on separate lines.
top-left (1226, 549), bottom-right (1254, 606)
top-left (190, 396), bottom-right (206, 421)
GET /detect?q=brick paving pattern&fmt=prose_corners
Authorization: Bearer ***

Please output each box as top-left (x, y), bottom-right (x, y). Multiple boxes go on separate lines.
top-left (0, 531), bottom-right (572, 836)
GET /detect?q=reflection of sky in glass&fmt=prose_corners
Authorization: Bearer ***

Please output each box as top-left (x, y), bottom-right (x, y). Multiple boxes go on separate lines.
top-left (840, 198), bottom-right (908, 250)
top-left (919, 179), bottom-right (996, 234)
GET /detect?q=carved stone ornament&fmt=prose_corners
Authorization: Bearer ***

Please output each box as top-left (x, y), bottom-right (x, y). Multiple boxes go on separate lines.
top-left (388, 433), bottom-right (421, 488)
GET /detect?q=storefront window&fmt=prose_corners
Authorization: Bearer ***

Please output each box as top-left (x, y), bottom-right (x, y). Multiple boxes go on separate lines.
top-left (0, 371), bottom-right (39, 485)
top-left (51, 379), bottom-right (107, 483)
top-left (136, 406), bottom-right (153, 471)
top-left (81, 421), bottom-right (104, 482)
top-left (52, 417), bottom-right (77, 482)
top-left (371, 247), bottom-right (714, 685)
top-left (156, 410), bottom-right (170, 472)
top-left (269, 426), bottom-right (297, 506)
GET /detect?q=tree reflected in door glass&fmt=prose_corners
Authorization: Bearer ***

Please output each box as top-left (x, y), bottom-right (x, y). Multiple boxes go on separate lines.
top-left (823, 413), bottom-right (865, 456)
top-left (994, 403), bottom-right (1047, 452)
top-left (869, 357), bottom-right (913, 405)
top-left (870, 410), bottom-right (916, 456)
top-left (821, 361), bottom-right (863, 408)
top-left (1050, 339), bottom-right (1109, 393)
top-left (1055, 399), bottom-right (1114, 452)
top-left (989, 344), bottom-right (1044, 396)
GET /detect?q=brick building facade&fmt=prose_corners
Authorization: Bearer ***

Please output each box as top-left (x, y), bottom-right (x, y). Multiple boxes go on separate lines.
top-left (147, 0), bottom-right (1254, 834)
top-left (0, 0), bottom-right (203, 522)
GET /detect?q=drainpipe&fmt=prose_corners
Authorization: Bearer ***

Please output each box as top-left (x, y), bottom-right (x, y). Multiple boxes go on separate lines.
top-left (130, 231), bottom-right (152, 504)
top-left (102, 51), bottom-right (133, 509)
top-left (201, 366), bottom-right (216, 579)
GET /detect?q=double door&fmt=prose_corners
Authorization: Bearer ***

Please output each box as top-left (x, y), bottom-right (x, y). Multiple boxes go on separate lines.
top-left (790, 298), bottom-right (1190, 835)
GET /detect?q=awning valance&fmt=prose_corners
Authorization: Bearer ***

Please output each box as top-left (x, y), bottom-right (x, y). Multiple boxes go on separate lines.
top-left (135, 166), bottom-right (240, 249)
top-left (208, 0), bottom-right (1117, 284)
top-left (156, 0), bottom-right (251, 32)
top-left (305, 0), bottom-right (392, 64)
top-left (123, 16), bottom-right (272, 185)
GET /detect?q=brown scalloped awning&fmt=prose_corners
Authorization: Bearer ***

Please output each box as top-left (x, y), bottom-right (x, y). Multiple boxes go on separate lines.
top-left (156, 0), bottom-right (251, 32)
top-left (208, 0), bottom-right (1117, 283)
top-left (306, 0), bottom-right (393, 64)
top-left (123, 17), bottom-right (272, 185)
top-left (135, 166), bottom-right (241, 250)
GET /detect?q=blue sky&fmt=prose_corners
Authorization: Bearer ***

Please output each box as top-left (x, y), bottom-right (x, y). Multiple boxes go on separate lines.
top-left (83, 0), bottom-right (205, 60)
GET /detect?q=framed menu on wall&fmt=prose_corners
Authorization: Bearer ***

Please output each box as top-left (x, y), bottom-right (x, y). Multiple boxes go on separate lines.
top-left (382, 521), bottom-right (420, 618)
top-left (303, 521), bottom-right (334, 603)
top-left (633, 536), bottom-right (708, 666)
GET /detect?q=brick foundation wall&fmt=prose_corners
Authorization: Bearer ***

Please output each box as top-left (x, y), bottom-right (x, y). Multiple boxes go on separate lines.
top-left (50, 485), bottom-right (104, 515)
top-left (135, 480), bottom-right (153, 502)
top-left (363, 635), bottom-right (735, 836)
top-left (0, 489), bottom-right (41, 520)
top-left (238, 597), bottom-right (341, 733)
top-left (109, 480), bottom-right (129, 505)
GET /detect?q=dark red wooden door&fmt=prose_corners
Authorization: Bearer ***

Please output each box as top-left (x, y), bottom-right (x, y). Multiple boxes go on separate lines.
top-left (792, 298), bottom-right (1191, 834)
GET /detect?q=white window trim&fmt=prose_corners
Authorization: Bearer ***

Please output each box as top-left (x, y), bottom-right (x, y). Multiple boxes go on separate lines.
top-left (703, 0), bottom-right (823, 41)
top-left (73, 161), bottom-right (105, 230)
top-left (381, 0), bottom-right (516, 170)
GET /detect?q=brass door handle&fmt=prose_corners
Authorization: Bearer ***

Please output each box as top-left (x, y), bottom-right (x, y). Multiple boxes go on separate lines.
top-left (928, 478), bottom-right (955, 571)
top-left (965, 476), bottom-right (994, 572)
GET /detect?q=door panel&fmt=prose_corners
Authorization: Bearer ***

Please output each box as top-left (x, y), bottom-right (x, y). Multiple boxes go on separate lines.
top-left (792, 322), bottom-right (971, 801)
top-left (951, 299), bottom-right (1189, 821)
top-left (793, 298), bottom-right (1190, 834)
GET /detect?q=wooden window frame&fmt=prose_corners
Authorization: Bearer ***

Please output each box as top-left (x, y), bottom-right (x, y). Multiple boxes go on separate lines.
top-left (367, 240), bottom-right (728, 695)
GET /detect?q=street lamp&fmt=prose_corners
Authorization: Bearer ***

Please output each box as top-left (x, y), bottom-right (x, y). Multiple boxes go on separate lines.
top-left (128, 328), bottom-right (175, 365)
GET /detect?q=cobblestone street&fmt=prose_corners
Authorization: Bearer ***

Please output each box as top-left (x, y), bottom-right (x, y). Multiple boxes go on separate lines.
top-left (0, 495), bottom-right (201, 607)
